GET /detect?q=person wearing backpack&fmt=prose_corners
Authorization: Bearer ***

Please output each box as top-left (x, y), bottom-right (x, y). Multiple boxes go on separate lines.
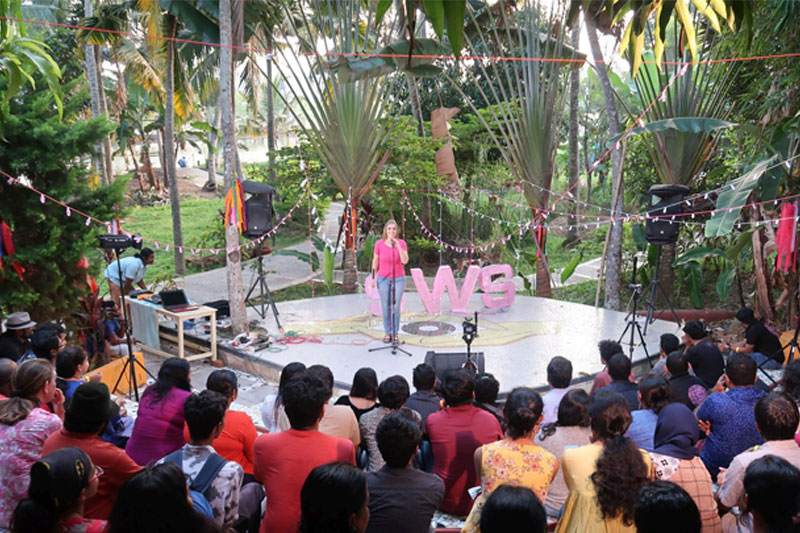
top-left (161, 390), bottom-right (243, 531)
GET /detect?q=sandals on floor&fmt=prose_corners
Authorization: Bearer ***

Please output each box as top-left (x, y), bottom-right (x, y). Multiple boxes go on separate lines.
top-left (383, 334), bottom-right (392, 343)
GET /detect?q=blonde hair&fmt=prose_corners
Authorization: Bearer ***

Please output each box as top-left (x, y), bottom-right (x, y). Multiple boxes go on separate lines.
top-left (382, 219), bottom-right (399, 240)
top-left (0, 359), bottom-right (54, 425)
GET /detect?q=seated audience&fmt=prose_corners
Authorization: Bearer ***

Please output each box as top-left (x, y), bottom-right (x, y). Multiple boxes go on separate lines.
top-left (717, 391), bottom-right (800, 532)
top-left (473, 373), bottom-right (505, 430)
top-left (536, 389), bottom-right (592, 517)
top-left (648, 403), bottom-right (721, 532)
top-left (403, 363), bottom-right (440, 429)
top-left (254, 372), bottom-right (355, 532)
top-left (103, 307), bottom-right (129, 359)
top-left (426, 369), bottom-right (503, 517)
top-left (480, 484), bottom-right (547, 533)
top-left (300, 462), bottom-right (369, 533)
top-left (163, 390), bottom-right (242, 530)
top-left (55, 346), bottom-right (100, 399)
top-left (742, 455), bottom-right (800, 533)
top-left (197, 369), bottom-right (258, 482)
top-left (597, 354), bottom-right (639, 411)
top-left (365, 409), bottom-right (444, 533)
top-left (591, 339), bottom-right (632, 393)
top-left (19, 322), bottom-right (63, 364)
top-left (541, 356), bottom-right (573, 425)
top-left (307, 365), bottom-right (360, 448)
top-left (335, 367), bottom-right (379, 422)
top-left (0, 359), bottom-right (64, 529)
top-left (106, 462), bottom-right (221, 533)
top-left (652, 333), bottom-right (681, 379)
top-left (683, 320), bottom-right (724, 389)
top-left (0, 311), bottom-right (35, 361)
top-left (633, 481), bottom-right (701, 533)
top-left (625, 376), bottom-right (670, 451)
top-left (723, 307), bottom-right (784, 368)
top-left (697, 353), bottom-right (765, 479)
top-left (555, 391), bottom-right (652, 533)
top-left (666, 351), bottom-right (708, 409)
top-left (126, 357), bottom-right (191, 465)
top-left (260, 361), bottom-right (305, 433)
top-left (464, 387), bottom-right (557, 532)
top-left (10, 447), bottom-right (105, 533)
top-left (360, 375), bottom-right (418, 472)
top-left (0, 358), bottom-right (16, 398)
top-left (42, 382), bottom-right (140, 520)
top-left (783, 359), bottom-right (800, 408)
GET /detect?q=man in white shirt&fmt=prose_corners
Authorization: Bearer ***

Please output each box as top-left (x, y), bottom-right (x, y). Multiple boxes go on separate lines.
top-left (541, 356), bottom-right (572, 425)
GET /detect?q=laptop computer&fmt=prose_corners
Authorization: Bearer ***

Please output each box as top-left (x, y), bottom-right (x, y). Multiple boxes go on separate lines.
top-left (159, 289), bottom-right (198, 312)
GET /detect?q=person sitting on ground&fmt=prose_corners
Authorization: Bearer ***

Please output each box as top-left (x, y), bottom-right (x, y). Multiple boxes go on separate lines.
top-left (625, 376), bottom-right (670, 451)
top-left (473, 373), bottom-right (506, 430)
top-left (783, 359), bottom-right (800, 408)
top-left (0, 358), bottom-right (16, 398)
top-left (19, 323), bottom-right (64, 365)
top-left (652, 333), bottom-right (681, 379)
top-left (0, 359), bottom-right (64, 529)
top-left (720, 307), bottom-right (785, 369)
top-left (299, 462), bottom-right (370, 533)
top-left (536, 389), bottom-right (592, 518)
top-left (541, 356), bottom-right (573, 425)
top-left (697, 353), bottom-right (766, 480)
top-left (464, 387), bottom-right (558, 533)
top-left (103, 306), bottom-right (129, 359)
top-left (403, 363), bottom-right (440, 429)
top-left (10, 446), bottom-right (106, 533)
top-left (633, 481), bottom-right (701, 533)
top-left (306, 365), bottom-right (360, 449)
top-left (41, 382), bottom-right (140, 520)
top-left (254, 372), bottom-right (355, 533)
top-left (742, 455), bottom-right (800, 533)
top-left (648, 403), bottom-right (721, 532)
top-left (666, 351), bottom-right (708, 410)
top-left (598, 354), bottom-right (640, 411)
top-left (335, 367), bottom-right (379, 422)
top-left (106, 462), bottom-right (221, 533)
top-left (365, 409), bottom-right (444, 533)
top-left (716, 391), bottom-right (800, 532)
top-left (0, 312), bottom-right (35, 362)
top-left (162, 390), bottom-right (243, 530)
top-left (555, 391), bottom-right (652, 533)
top-left (260, 361), bottom-right (305, 433)
top-left (479, 484), bottom-right (547, 533)
top-left (194, 370), bottom-right (258, 483)
top-left (125, 357), bottom-right (191, 466)
top-left (360, 375), bottom-right (419, 472)
top-left (426, 369), bottom-right (504, 517)
top-left (683, 320), bottom-right (725, 389)
top-left (55, 346), bottom-right (102, 399)
top-left (591, 339), bottom-right (634, 393)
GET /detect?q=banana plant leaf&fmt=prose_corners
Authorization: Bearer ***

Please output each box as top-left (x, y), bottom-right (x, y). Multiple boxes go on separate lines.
top-left (560, 252), bottom-right (583, 284)
top-left (705, 156), bottom-right (777, 237)
top-left (608, 117), bottom-right (737, 147)
top-left (684, 261), bottom-right (704, 309)
top-left (716, 266), bottom-right (736, 302)
top-left (673, 246), bottom-right (726, 266)
top-left (328, 39), bottom-right (450, 83)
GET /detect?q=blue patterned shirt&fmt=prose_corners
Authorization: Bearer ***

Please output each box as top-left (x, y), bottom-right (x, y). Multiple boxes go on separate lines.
top-left (697, 386), bottom-right (765, 479)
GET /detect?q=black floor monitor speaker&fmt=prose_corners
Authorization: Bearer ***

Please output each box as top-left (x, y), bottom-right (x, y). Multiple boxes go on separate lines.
top-left (242, 181), bottom-right (278, 239)
top-left (645, 184), bottom-right (690, 245)
top-left (424, 351), bottom-right (485, 382)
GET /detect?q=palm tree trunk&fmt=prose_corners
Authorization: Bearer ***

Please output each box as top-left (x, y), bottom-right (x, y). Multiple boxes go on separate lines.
top-left (342, 205), bottom-right (358, 294)
top-left (220, 0), bottom-right (247, 335)
top-left (566, 26), bottom-right (580, 246)
top-left (658, 243), bottom-right (676, 307)
top-left (95, 46), bottom-right (114, 182)
top-left (205, 104), bottom-right (220, 190)
top-left (83, 0), bottom-right (107, 185)
top-left (164, 15), bottom-right (185, 275)
top-left (266, 31), bottom-right (276, 180)
top-left (586, 16), bottom-right (624, 310)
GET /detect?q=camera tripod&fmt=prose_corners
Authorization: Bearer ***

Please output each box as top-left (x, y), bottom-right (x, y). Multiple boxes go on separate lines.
top-left (245, 241), bottom-right (283, 333)
top-left (619, 257), bottom-right (653, 367)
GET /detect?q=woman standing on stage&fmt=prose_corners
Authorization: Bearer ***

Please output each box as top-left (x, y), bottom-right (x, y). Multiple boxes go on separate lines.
top-left (372, 220), bottom-right (408, 343)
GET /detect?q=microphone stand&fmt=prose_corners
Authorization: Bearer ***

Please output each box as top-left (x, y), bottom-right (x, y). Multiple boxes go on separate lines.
top-left (369, 239), bottom-right (411, 357)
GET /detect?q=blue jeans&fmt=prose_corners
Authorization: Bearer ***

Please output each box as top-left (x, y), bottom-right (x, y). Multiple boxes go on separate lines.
top-left (377, 275), bottom-right (404, 335)
top-left (750, 351), bottom-right (783, 370)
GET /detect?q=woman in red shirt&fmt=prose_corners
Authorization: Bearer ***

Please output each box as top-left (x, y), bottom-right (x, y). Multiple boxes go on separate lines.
top-left (371, 219), bottom-right (409, 343)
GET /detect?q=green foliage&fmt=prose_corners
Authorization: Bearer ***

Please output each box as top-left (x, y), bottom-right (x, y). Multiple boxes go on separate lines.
top-left (0, 72), bottom-right (122, 322)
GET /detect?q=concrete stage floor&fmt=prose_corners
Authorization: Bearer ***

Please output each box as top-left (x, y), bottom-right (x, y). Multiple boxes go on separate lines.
top-left (234, 293), bottom-right (682, 394)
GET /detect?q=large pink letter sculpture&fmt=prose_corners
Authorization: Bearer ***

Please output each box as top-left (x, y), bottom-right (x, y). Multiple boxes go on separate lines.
top-left (478, 264), bottom-right (515, 308)
top-left (410, 265), bottom-right (481, 314)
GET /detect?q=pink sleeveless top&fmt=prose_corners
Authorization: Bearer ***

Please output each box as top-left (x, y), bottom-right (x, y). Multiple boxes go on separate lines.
top-left (375, 239), bottom-right (407, 278)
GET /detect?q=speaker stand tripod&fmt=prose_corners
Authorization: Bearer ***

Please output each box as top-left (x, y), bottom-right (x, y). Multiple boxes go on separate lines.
top-left (643, 245), bottom-right (681, 335)
top-left (618, 258), bottom-right (653, 367)
top-left (245, 242), bottom-right (283, 334)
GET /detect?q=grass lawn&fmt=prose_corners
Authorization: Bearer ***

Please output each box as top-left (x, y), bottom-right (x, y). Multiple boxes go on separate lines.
top-left (122, 197), bottom-right (306, 283)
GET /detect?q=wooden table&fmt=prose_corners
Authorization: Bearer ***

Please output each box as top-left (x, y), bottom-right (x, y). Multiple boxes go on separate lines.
top-left (138, 305), bottom-right (218, 362)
